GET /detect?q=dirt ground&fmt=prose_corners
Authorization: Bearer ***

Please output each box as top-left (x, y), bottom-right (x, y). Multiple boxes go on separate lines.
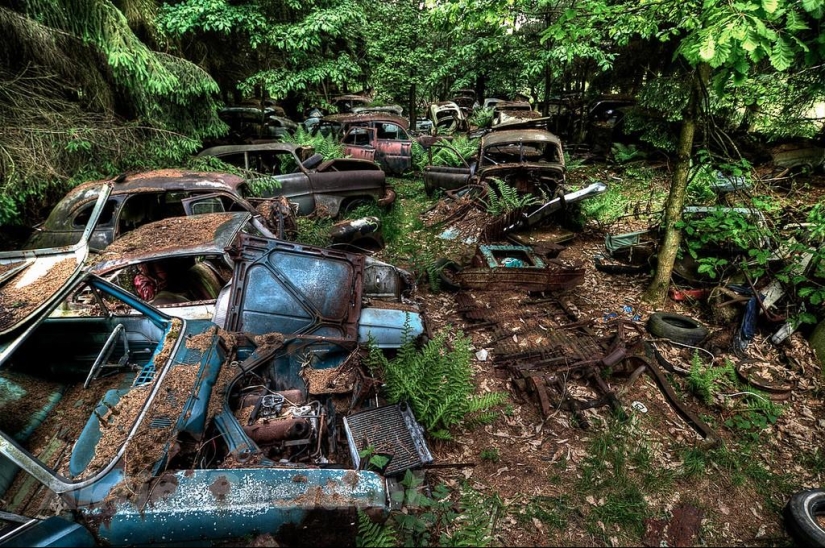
top-left (388, 168), bottom-right (825, 547)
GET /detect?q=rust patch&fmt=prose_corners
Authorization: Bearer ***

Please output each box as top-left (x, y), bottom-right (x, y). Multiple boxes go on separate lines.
top-left (208, 475), bottom-right (231, 499)
top-left (148, 473), bottom-right (179, 503)
top-left (342, 470), bottom-right (359, 488)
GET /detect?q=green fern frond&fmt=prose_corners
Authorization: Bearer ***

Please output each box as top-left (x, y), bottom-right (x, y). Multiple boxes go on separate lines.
top-left (484, 178), bottom-right (539, 216)
top-left (466, 392), bottom-right (508, 414)
top-left (356, 510), bottom-right (396, 548)
top-left (367, 326), bottom-right (504, 440)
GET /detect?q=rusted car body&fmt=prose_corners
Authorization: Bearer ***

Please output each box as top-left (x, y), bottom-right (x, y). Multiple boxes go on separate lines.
top-left (351, 105), bottom-right (404, 116)
top-left (441, 245), bottom-right (585, 292)
top-left (492, 101), bottom-right (540, 126)
top-left (451, 89), bottom-right (478, 117)
top-left (331, 94), bottom-right (371, 113)
top-left (197, 143), bottom-right (396, 216)
top-left (90, 212), bottom-right (424, 348)
top-left (217, 106), bottom-right (298, 144)
top-left (428, 101), bottom-right (469, 135)
top-left (24, 170), bottom-right (293, 253)
top-left (334, 114), bottom-right (414, 175)
top-left (424, 128), bottom-right (567, 195)
top-left (0, 187), bottom-right (430, 546)
top-left (423, 127), bottom-right (607, 237)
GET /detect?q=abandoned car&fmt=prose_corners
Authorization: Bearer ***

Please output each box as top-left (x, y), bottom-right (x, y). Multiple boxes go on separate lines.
top-left (331, 94), bottom-right (371, 114)
top-left (424, 127), bottom-right (567, 195)
top-left (427, 101), bottom-right (469, 136)
top-left (450, 89), bottom-right (479, 117)
top-left (423, 127), bottom-right (607, 237)
top-left (216, 106), bottom-right (298, 144)
top-left (0, 187), bottom-right (431, 546)
top-left (492, 101), bottom-right (540, 126)
top-left (337, 115), bottom-right (414, 175)
top-left (309, 113), bottom-right (414, 174)
top-left (90, 211), bottom-right (424, 348)
top-left (197, 143), bottom-right (396, 216)
top-left (23, 170), bottom-right (295, 253)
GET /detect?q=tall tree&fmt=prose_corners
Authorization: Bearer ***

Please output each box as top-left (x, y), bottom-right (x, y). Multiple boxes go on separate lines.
top-left (0, 0), bottom-right (223, 225)
top-left (543, 0), bottom-right (825, 306)
top-left (159, 0), bottom-right (371, 114)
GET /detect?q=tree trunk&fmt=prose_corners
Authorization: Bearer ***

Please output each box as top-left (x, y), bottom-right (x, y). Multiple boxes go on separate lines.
top-left (642, 63), bottom-right (709, 306)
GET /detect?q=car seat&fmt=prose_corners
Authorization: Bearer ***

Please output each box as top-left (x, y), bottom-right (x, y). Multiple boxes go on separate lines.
top-left (185, 262), bottom-right (226, 300)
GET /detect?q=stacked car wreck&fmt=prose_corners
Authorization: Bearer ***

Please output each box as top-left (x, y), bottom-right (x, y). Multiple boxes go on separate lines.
top-left (0, 185), bottom-right (431, 546)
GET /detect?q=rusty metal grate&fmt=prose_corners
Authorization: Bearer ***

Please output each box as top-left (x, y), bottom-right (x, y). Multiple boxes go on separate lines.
top-left (344, 403), bottom-right (433, 477)
top-left (495, 328), bottom-right (602, 363)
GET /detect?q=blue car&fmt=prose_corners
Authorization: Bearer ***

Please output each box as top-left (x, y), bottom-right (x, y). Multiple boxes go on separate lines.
top-left (0, 186), bottom-right (431, 546)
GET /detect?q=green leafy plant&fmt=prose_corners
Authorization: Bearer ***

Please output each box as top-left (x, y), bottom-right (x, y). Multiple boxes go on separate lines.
top-left (359, 445), bottom-right (391, 473)
top-left (484, 178), bottom-right (539, 217)
top-left (469, 107), bottom-right (494, 129)
top-left (389, 471), bottom-right (500, 547)
top-left (367, 324), bottom-right (506, 440)
top-left (610, 143), bottom-right (646, 164)
top-left (686, 353), bottom-right (736, 405)
top-left (416, 135), bottom-right (479, 171)
top-left (356, 510), bottom-right (396, 548)
top-left (294, 216), bottom-right (334, 247)
top-left (480, 447), bottom-right (500, 463)
top-left (281, 126), bottom-right (344, 161)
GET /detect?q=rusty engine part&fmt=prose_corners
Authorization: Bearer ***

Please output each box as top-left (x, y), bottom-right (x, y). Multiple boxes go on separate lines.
top-left (244, 418), bottom-right (313, 444)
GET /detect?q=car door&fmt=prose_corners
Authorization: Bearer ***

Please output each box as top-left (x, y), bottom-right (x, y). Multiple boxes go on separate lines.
top-left (224, 234), bottom-right (364, 340)
top-left (375, 122), bottom-right (412, 175)
top-left (341, 127), bottom-right (377, 164)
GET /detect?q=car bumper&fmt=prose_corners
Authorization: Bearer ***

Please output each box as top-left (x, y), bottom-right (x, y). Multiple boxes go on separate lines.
top-left (377, 188), bottom-right (397, 207)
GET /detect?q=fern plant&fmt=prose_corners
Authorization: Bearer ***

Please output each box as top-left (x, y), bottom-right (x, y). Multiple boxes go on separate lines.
top-left (356, 510), bottom-right (396, 548)
top-left (367, 323), bottom-right (506, 440)
top-left (281, 126), bottom-right (344, 160)
top-left (484, 178), bottom-right (539, 217)
top-left (686, 352), bottom-right (736, 405)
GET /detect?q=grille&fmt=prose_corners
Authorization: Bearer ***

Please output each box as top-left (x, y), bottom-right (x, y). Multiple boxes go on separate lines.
top-left (344, 403), bottom-right (432, 477)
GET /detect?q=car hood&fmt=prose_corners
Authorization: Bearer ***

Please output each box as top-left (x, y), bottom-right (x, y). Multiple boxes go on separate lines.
top-left (92, 212), bottom-right (252, 275)
top-left (0, 185), bottom-right (111, 337)
top-left (225, 234), bottom-right (364, 340)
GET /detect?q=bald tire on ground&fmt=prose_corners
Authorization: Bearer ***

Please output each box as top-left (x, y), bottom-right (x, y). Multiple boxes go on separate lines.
top-left (647, 311), bottom-right (709, 345)
top-left (784, 489), bottom-right (825, 547)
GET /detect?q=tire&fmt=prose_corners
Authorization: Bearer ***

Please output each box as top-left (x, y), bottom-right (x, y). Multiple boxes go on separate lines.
top-left (432, 258), bottom-right (461, 291)
top-left (647, 312), bottom-right (709, 345)
top-left (340, 198), bottom-right (372, 216)
top-left (785, 489), bottom-right (825, 547)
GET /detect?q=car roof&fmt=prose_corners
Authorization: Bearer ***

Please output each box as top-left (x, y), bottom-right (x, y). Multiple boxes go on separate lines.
top-left (45, 170), bottom-right (250, 222)
top-left (320, 113), bottom-right (410, 129)
top-left (481, 129), bottom-right (562, 148)
top-left (92, 212), bottom-right (252, 275)
top-left (197, 143), bottom-right (306, 156)
top-left (68, 170), bottom-right (248, 197)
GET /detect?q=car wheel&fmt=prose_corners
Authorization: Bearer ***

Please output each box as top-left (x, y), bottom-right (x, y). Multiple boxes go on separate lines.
top-left (341, 198), bottom-right (371, 216)
top-left (647, 312), bottom-right (709, 345)
top-left (785, 489), bottom-right (825, 547)
top-left (432, 259), bottom-right (461, 291)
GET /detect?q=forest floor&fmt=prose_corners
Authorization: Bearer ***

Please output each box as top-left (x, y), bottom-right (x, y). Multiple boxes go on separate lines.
top-left (375, 160), bottom-right (825, 547)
